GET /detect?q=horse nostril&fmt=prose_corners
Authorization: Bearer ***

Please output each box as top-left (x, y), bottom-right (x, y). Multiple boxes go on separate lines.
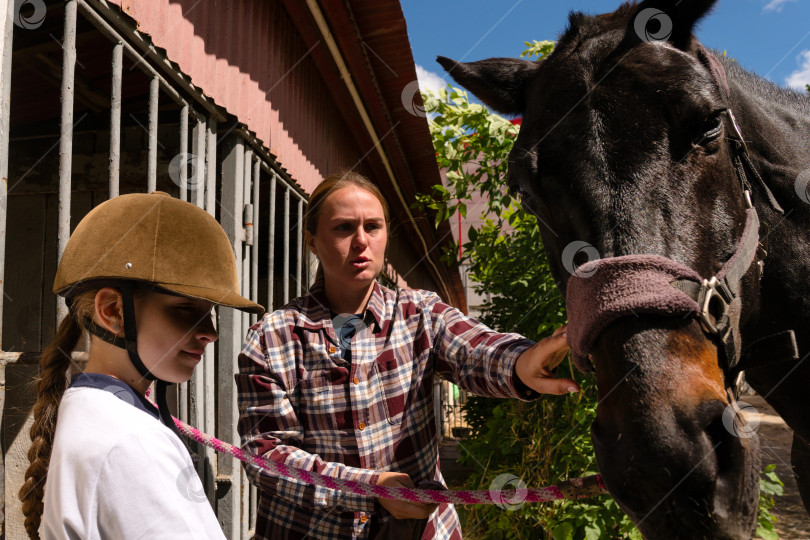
top-left (699, 400), bottom-right (750, 479)
top-left (705, 413), bottom-right (736, 477)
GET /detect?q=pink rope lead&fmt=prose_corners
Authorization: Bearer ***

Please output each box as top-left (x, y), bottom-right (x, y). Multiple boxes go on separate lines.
top-left (173, 417), bottom-right (608, 505)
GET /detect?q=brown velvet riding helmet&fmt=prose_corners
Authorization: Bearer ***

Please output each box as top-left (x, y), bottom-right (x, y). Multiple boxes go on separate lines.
top-left (53, 191), bottom-right (264, 314)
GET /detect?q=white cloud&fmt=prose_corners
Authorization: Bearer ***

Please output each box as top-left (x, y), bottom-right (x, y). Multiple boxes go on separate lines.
top-left (415, 65), bottom-right (448, 95)
top-left (786, 50), bottom-right (810, 90)
top-left (763, 0), bottom-right (796, 12)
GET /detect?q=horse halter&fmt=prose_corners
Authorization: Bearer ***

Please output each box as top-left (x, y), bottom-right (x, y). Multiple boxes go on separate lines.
top-left (564, 48), bottom-right (799, 399)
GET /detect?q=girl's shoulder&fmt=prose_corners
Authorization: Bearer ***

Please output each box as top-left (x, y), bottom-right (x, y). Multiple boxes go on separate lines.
top-left (51, 388), bottom-right (187, 486)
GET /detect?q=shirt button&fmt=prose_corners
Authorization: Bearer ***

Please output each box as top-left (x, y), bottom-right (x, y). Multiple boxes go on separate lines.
top-left (358, 422), bottom-right (366, 431)
top-left (328, 346), bottom-right (336, 354)
top-left (353, 377), bottom-right (359, 384)
top-left (359, 515), bottom-right (368, 523)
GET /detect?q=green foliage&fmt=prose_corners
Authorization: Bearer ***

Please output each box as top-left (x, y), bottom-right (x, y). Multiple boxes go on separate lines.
top-left (521, 40), bottom-right (555, 62)
top-left (418, 40), bottom-right (784, 539)
top-left (756, 464), bottom-right (784, 540)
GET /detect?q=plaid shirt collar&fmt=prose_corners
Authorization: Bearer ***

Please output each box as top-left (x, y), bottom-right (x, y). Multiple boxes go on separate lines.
top-left (294, 277), bottom-right (386, 333)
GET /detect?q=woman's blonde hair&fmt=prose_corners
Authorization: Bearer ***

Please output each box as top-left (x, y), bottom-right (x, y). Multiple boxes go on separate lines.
top-left (304, 171), bottom-right (390, 279)
top-left (19, 290), bottom-right (96, 538)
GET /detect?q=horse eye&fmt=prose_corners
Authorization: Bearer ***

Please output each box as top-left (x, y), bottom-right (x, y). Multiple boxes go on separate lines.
top-left (700, 113), bottom-right (724, 142)
top-left (509, 184), bottom-right (530, 199)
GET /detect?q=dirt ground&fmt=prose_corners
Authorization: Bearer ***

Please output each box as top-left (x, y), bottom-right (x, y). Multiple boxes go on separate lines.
top-left (741, 395), bottom-right (810, 539)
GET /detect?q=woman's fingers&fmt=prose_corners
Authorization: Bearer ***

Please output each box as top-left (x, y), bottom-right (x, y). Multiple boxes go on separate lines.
top-left (376, 472), bottom-right (439, 519)
top-left (514, 328), bottom-right (580, 395)
top-left (530, 376), bottom-right (580, 396)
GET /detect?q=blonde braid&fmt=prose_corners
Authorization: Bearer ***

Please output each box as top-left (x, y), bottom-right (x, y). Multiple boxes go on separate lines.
top-left (19, 292), bottom-right (95, 538)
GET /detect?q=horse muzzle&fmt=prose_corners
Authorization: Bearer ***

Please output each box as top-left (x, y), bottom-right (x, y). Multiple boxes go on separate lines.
top-left (585, 315), bottom-right (760, 539)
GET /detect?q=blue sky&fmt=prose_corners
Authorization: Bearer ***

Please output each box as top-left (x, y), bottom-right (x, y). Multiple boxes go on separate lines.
top-left (402, 0), bottom-right (810, 96)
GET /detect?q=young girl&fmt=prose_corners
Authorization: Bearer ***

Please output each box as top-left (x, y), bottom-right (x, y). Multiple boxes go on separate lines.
top-left (19, 191), bottom-right (263, 539)
top-left (235, 171), bottom-right (578, 539)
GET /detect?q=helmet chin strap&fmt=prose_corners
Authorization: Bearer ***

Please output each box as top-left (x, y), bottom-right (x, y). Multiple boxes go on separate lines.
top-left (81, 282), bottom-right (190, 453)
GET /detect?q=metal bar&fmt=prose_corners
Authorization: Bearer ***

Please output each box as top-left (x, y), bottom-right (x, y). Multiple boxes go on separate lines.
top-left (283, 186), bottom-right (290, 304)
top-left (205, 118), bottom-right (216, 217)
top-left (258, 160), bottom-right (307, 203)
top-left (251, 158), bottom-right (260, 324)
top-left (203, 117), bottom-right (216, 504)
top-left (147, 76), bottom-right (158, 193)
top-left (0, 0), bottom-right (16, 351)
top-left (57, 0), bottom-right (78, 324)
top-left (267, 174), bottom-right (277, 311)
top-left (250, 483), bottom-right (257, 533)
top-left (241, 467), bottom-right (249, 540)
top-left (192, 114), bottom-right (205, 208)
top-left (177, 105), bottom-right (191, 419)
top-left (0, 351), bottom-right (89, 364)
top-left (242, 149), bottom-right (252, 333)
top-left (80, 0), bottom-right (224, 121)
top-left (216, 135), bottom-right (244, 538)
top-left (297, 198), bottom-right (303, 297)
top-left (189, 113), bottom-right (207, 496)
top-left (179, 105), bottom-right (188, 201)
top-left (77, 0), bottom-right (198, 113)
top-left (239, 146), bottom-right (250, 538)
top-left (109, 42), bottom-right (122, 198)
top-left (305, 217), bottom-right (311, 289)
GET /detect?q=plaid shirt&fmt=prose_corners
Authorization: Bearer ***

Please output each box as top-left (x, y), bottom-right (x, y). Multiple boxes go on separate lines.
top-left (235, 279), bottom-right (536, 539)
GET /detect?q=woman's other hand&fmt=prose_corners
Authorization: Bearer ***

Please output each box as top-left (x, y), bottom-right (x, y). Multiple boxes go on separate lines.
top-left (375, 472), bottom-right (439, 519)
top-left (514, 325), bottom-right (580, 395)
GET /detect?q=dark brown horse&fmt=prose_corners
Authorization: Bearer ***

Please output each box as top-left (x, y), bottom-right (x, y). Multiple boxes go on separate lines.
top-left (438, 1), bottom-right (810, 538)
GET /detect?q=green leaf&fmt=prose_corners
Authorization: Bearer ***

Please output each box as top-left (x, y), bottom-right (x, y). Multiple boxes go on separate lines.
top-left (551, 522), bottom-right (574, 540)
top-left (585, 521), bottom-right (605, 538)
top-left (756, 522), bottom-right (779, 540)
top-left (458, 203), bottom-right (467, 219)
top-left (433, 185), bottom-right (450, 196)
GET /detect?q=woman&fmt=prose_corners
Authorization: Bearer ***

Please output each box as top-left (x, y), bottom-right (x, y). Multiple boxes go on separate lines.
top-left (236, 171), bottom-right (578, 539)
top-left (19, 191), bottom-right (264, 539)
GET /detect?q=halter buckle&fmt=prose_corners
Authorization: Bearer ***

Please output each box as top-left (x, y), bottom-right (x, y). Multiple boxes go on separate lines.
top-left (699, 276), bottom-right (733, 335)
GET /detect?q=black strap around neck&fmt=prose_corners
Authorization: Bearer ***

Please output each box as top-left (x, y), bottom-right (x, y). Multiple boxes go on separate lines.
top-left (79, 283), bottom-right (191, 452)
top-left (120, 282), bottom-right (157, 382)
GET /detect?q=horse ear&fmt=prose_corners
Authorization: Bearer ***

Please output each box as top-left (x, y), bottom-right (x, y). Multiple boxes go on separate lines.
top-left (628, 0), bottom-right (719, 49)
top-left (436, 56), bottom-right (539, 116)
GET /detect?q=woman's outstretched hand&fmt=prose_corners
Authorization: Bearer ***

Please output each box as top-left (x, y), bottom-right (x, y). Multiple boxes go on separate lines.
top-left (375, 472), bottom-right (439, 519)
top-left (514, 325), bottom-right (580, 395)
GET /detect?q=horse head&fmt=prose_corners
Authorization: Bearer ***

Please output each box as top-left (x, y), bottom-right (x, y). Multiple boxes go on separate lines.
top-left (437, 0), bottom-right (785, 537)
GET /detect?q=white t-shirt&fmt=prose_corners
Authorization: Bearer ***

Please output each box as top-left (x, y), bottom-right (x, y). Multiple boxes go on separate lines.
top-left (43, 376), bottom-right (225, 539)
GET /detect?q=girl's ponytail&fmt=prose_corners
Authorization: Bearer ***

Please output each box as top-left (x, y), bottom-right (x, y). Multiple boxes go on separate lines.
top-left (19, 293), bottom-right (92, 539)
